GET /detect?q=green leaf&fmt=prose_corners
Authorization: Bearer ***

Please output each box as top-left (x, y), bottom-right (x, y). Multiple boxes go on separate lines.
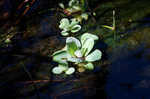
top-left (67, 54), bottom-right (82, 63)
top-left (59, 3), bottom-right (65, 9)
top-left (59, 18), bottom-right (70, 29)
top-left (65, 67), bottom-right (75, 75)
top-left (52, 67), bottom-right (63, 74)
top-left (81, 33), bottom-right (99, 45)
top-left (68, 0), bottom-right (79, 7)
top-left (70, 18), bottom-right (79, 27)
top-left (68, 0), bottom-right (74, 7)
top-left (52, 50), bottom-right (68, 65)
top-left (71, 25), bottom-right (81, 33)
top-left (66, 37), bottom-right (81, 56)
top-left (74, 50), bottom-right (82, 57)
top-left (81, 13), bottom-right (88, 20)
top-left (85, 49), bottom-right (102, 62)
top-left (72, 6), bottom-right (81, 10)
top-left (58, 64), bottom-right (68, 71)
top-left (61, 30), bottom-right (69, 36)
top-left (84, 63), bottom-right (94, 70)
top-left (81, 38), bottom-right (94, 56)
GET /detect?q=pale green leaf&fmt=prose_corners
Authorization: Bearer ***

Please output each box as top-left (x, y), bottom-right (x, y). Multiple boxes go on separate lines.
top-left (85, 49), bottom-right (102, 62)
top-left (84, 63), bottom-right (94, 70)
top-left (52, 67), bottom-right (63, 74)
top-left (52, 50), bottom-right (68, 65)
top-left (71, 25), bottom-right (81, 33)
top-left (81, 13), bottom-right (88, 20)
top-left (59, 18), bottom-right (70, 29)
top-left (52, 50), bottom-right (65, 56)
top-left (72, 6), bottom-right (81, 10)
top-left (67, 54), bottom-right (82, 63)
top-left (81, 38), bottom-right (94, 56)
top-left (74, 50), bottom-right (82, 57)
top-left (81, 33), bottom-right (99, 45)
top-left (61, 30), bottom-right (69, 36)
top-left (59, 3), bottom-right (65, 9)
top-left (70, 18), bottom-right (79, 27)
top-left (58, 64), bottom-right (68, 71)
top-left (65, 67), bottom-right (75, 75)
top-left (66, 37), bottom-right (81, 56)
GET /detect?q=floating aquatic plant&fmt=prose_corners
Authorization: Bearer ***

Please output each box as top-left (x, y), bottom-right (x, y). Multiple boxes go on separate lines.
top-left (52, 33), bottom-right (102, 75)
top-left (59, 18), bottom-right (81, 36)
top-left (59, 0), bottom-right (89, 22)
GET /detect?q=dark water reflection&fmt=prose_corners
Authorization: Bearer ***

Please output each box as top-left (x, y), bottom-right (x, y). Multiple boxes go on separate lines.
top-left (106, 44), bottom-right (150, 99)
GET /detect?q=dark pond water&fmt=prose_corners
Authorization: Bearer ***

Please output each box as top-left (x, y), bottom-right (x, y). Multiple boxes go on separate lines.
top-left (0, 0), bottom-right (150, 99)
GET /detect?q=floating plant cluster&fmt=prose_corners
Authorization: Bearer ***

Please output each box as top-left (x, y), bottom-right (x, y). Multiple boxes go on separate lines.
top-left (59, 0), bottom-right (89, 22)
top-left (51, 0), bottom-right (102, 75)
top-left (59, 18), bottom-right (81, 36)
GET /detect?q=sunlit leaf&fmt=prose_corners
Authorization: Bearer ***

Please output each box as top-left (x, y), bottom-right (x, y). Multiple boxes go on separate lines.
top-left (52, 67), bottom-right (63, 74)
top-left (84, 63), bottom-right (94, 70)
top-left (72, 6), bottom-right (81, 10)
top-left (81, 13), bottom-right (88, 20)
top-left (85, 49), bottom-right (102, 62)
top-left (65, 67), bottom-right (75, 75)
top-left (52, 50), bottom-right (68, 65)
top-left (81, 33), bottom-right (99, 45)
top-left (70, 18), bottom-right (79, 27)
top-left (71, 25), bottom-right (81, 33)
top-left (59, 3), bottom-right (65, 9)
top-left (81, 38), bottom-right (94, 56)
top-left (59, 18), bottom-right (70, 29)
top-left (66, 37), bottom-right (81, 56)
top-left (74, 50), bottom-right (82, 57)
top-left (58, 64), bottom-right (68, 71)
top-left (61, 30), bottom-right (69, 36)
top-left (67, 54), bottom-right (82, 63)
top-left (69, 0), bottom-right (79, 7)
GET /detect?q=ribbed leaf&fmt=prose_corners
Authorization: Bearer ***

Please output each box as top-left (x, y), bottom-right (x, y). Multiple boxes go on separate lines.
top-left (66, 37), bottom-right (81, 56)
top-left (81, 38), bottom-right (94, 56)
top-left (52, 50), bottom-right (68, 65)
top-left (81, 33), bottom-right (99, 45)
top-left (85, 49), bottom-right (102, 62)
